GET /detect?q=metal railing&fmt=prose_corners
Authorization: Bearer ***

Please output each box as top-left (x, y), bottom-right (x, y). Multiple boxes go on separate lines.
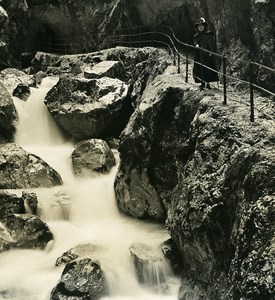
top-left (108, 25), bottom-right (275, 122)
top-left (30, 26), bottom-right (275, 122)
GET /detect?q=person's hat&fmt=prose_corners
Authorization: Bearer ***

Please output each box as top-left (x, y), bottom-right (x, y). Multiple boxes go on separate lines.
top-left (195, 17), bottom-right (208, 27)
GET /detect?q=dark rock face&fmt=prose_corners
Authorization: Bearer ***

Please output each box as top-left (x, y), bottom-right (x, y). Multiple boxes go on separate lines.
top-left (115, 73), bottom-right (202, 221)
top-left (0, 189), bottom-right (54, 257)
top-left (112, 47), bottom-right (275, 298)
top-left (106, 47), bottom-right (170, 107)
top-left (0, 81), bottom-right (17, 142)
top-left (12, 83), bottom-right (31, 101)
top-left (161, 238), bottom-right (183, 276)
top-left (0, 190), bottom-right (25, 218)
top-left (0, 5), bottom-right (8, 27)
top-left (44, 75), bottom-right (129, 139)
top-left (1, 0), bottom-right (274, 91)
top-left (72, 139), bottom-right (116, 176)
top-left (0, 143), bottom-right (62, 188)
top-left (165, 99), bottom-right (275, 299)
top-left (230, 195), bottom-right (275, 300)
top-left (0, 1), bottom-right (29, 69)
top-left (0, 214), bottom-right (53, 253)
top-left (26, 0), bottom-right (142, 55)
top-left (22, 191), bottom-right (38, 214)
top-left (51, 258), bottom-right (108, 300)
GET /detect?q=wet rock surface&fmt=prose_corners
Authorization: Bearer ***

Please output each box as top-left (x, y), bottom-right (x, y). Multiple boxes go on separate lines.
top-left (0, 68), bottom-right (35, 95)
top-left (0, 44), bottom-right (273, 299)
top-left (0, 190), bottom-right (52, 254)
top-left (0, 190), bottom-right (25, 218)
top-left (229, 195), bottom-right (275, 299)
top-left (111, 48), bottom-right (275, 299)
top-left (72, 139), bottom-right (116, 176)
top-left (115, 71), bottom-right (202, 221)
top-left (0, 143), bottom-right (63, 188)
top-left (55, 243), bottom-right (101, 266)
top-left (12, 83), bottom-right (31, 101)
top-left (1, 0), bottom-right (274, 91)
top-left (166, 98), bottom-right (275, 299)
top-left (129, 242), bottom-right (173, 292)
top-left (0, 81), bottom-right (17, 142)
top-left (51, 258), bottom-right (108, 300)
top-left (44, 75), bottom-right (130, 139)
top-left (22, 191), bottom-right (38, 214)
top-left (0, 213), bottom-right (53, 253)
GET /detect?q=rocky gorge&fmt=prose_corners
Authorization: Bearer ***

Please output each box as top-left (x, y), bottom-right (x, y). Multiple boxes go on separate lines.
top-left (0, 45), bottom-right (274, 299)
top-left (0, 0), bottom-right (274, 80)
top-left (0, 0), bottom-right (274, 299)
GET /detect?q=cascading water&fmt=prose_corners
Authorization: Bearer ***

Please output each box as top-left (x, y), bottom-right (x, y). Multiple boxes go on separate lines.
top-left (0, 77), bottom-right (180, 299)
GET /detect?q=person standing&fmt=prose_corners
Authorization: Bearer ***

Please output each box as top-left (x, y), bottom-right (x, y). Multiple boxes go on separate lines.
top-left (193, 17), bottom-right (219, 90)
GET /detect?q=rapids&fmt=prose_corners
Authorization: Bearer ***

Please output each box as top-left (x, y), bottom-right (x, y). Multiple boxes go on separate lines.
top-left (0, 77), bottom-right (180, 300)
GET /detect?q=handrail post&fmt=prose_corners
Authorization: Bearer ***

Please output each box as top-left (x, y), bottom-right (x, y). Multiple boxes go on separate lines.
top-left (223, 55), bottom-right (227, 105)
top-left (249, 61), bottom-right (255, 122)
top-left (185, 51), bottom-right (189, 83)
top-left (177, 52), bottom-right (180, 74)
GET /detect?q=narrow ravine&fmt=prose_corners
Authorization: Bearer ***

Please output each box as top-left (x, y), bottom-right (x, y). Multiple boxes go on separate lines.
top-left (0, 77), bottom-right (180, 300)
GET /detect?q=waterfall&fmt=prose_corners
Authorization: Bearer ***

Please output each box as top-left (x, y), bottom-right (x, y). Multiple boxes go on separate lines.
top-left (0, 77), bottom-right (179, 299)
top-left (13, 77), bottom-right (66, 147)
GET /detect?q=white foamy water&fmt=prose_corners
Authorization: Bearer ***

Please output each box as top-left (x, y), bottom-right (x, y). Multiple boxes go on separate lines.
top-left (0, 77), bottom-right (180, 299)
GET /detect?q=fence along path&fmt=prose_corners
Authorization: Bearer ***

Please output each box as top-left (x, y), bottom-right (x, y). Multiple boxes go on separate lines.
top-left (35, 26), bottom-right (275, 122)
top-left (107, 25), bottom-right (275, 122)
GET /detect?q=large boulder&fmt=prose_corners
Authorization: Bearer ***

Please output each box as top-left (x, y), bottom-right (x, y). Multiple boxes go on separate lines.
top-left (12, 83), bottom-right (31, 101)
top-left (44, 75), bottom-right (130, 139)
top-left (129, 242), bottom-right (173, 292)
top-left (0, 143), bottom-right (62, 188)
top-left (0, 190), bottom-right (38, 217)
top-left (114, 72), bottom-right (202, 221)
top-left (0, 68), bottom-right (34, 95)
top-left (51, 258), bottom-right (108, 300)
top-left (0, 214), bottom-right (53, 253)
top-left (30, 51), bottom-right (107, 76)
top-left (55, 243), bottom-right (101, 266)
top-left (72, 139), bottom-right (116, 176)
top-left (0, 81), bottom-right (17, 142)
top-left (84, 60), bottom-right (123, 80)
top-left (106, 47), bottom-right (170, 107)
top-left (0, 190), bottom-right (25, 218)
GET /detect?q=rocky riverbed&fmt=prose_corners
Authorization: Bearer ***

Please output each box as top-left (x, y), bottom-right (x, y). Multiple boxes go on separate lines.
top-left (0, 46), bottom-right (274, 299)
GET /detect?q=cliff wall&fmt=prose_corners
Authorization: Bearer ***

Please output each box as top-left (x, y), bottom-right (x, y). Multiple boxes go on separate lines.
top-left (0, 0), bottom-right (274, 74)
